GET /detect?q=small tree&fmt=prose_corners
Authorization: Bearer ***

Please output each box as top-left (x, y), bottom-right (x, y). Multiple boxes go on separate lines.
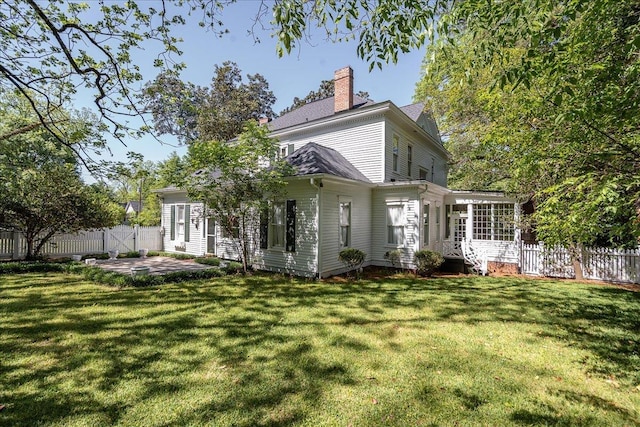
top-left (338, 248), bottom-right (366, 279)
top-left (0, 99), bottom-right (122, 259)
top-left (186, 121), bottom-right (291, 273)
top-left (414, 250), bottom-right (444, 277)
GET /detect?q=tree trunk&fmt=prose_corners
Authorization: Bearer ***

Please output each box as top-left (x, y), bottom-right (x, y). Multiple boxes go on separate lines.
top-left (569, 243), bottom-right (584, 281)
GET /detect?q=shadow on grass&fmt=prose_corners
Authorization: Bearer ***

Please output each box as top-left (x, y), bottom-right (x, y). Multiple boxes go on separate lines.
top-left (0, 272), bottom-right (638, 426)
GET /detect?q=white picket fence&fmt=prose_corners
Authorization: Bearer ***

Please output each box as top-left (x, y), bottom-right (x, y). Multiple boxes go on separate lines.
top-left (0, 225), bottom-right (162, 259)
top-left (522, 243), bottom-right (640, 284)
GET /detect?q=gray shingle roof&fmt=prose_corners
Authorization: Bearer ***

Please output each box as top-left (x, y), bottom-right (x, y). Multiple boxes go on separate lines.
top-left (286, 142), bottom-right (371, 183)
top-left (269, 95), bottom-right (374, 131)
top-left (399, 102), bottom-right (425, 121)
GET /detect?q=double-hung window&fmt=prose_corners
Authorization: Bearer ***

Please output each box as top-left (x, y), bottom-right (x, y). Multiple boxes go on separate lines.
top-left (407, 145), bottom-right (413, 177)
top-left (423, 203), bottom-right (430, 246)
top-left (339, 199), bottom-right (351, 248)
top-left (176, 205), bottom-right (185, 241)
top-left (387, 204), bottom-right (404, 246)
top-left (263, 200), bottom-right (296, 251)
top-left (169, 204), bottom-right (190, 243)
top-left (270, 202), bottom-right (285, 248)
top-left (392, 135), bottom-right (399, 172)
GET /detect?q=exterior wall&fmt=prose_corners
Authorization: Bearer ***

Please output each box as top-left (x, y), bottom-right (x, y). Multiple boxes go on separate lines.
top-left (384, 118), bottom-right (448, 186)
top-left (319, 180), bottom-right (372, 277)
top-left (371, 186), bottom-right (422, 268)
top-left (275, 117), bottom-right (385, 183)
top-left (160, 192), bottom-right (206, 256)
top-left (253, 179), bottom-right (319, 277)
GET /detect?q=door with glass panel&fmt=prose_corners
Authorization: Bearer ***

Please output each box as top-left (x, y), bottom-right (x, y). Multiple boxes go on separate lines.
top-left (206, 218), bottom-right (216, 254)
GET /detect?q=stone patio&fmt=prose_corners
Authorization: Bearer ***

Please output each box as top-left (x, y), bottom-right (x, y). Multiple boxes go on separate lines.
top-left (94, 256), bottom-right (215, 275)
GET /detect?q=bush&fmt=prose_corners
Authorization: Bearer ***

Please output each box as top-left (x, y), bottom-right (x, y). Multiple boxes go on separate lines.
top-left (338, 248), bottom-right (366, 278)
top-left (0, 261), bottom-right (66, 275)
top-left (121, 251), bottom-right (140, 258)
top-left (384, 249), bottom-right (403, 269)
top-left (195, 257), bottom-right (221, 267)
top-left (157, 251), bottom-right (196, 260)
top-left (224, 261), bottom-right (244, 275)
top-left (413, 250), bottom-right (444, 277)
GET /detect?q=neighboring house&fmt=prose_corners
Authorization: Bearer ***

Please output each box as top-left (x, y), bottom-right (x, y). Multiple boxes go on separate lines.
top-left (156, 66), bottom-right (520, 277)
top-left (123, 201), bottom-right (142, 223)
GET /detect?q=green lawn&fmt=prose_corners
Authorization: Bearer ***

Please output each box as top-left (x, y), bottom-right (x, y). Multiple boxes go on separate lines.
top-left (1, 272), bottom-right (639, 426)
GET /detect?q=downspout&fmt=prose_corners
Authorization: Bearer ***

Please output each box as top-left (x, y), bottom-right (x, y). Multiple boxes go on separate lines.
top-left (310, 178), bottom-right (322, 279)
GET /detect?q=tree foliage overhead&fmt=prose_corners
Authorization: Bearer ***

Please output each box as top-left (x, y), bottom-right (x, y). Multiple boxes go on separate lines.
top-left (2, 0), bottom-right (441, 155)
top-left (142, 61), bottom-right (276, 143)
top-left (416, 0), bottom-right (640, 248)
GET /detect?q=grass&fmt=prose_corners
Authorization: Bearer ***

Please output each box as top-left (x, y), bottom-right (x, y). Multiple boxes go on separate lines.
top-left (1, 272), bottom-right (639, 426)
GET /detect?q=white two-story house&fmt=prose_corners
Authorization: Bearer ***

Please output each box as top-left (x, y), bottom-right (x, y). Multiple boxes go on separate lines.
top-left (157, 66), bottom-right (520, 277)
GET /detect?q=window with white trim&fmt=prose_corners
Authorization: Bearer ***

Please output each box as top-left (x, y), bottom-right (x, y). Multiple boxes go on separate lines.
top-left (270, 202), bottom-right (285, 248)
top-left (419, 167), bottom-right (428, 180)
top-left (339, 199), bottom-right (351, 248)
top-left (407, 144), bottom-right (413, 177)
top-left (472, 203), bottom-right (515, 241)
top-left (435, 206), bottom-right (441, 242)
top-left (392, 134), bottom-right (399, 172)
top-left (423, 203), bottom-right (430, 246)
top-left (176, 205), bottom-right (185, 241)
top-left (387, 204), bottom-right (405, 246)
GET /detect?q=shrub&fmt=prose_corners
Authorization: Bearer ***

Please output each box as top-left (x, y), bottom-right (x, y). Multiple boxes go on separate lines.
top-left (414, 250), bottom-right (444, 277)
top-left (0, 261), bottom-right (66, 275)
top-left (338, 248), bottom-right (366, 278)
top-left (157, 251), bottom-right (196, 260)
top-left (384, 249), bottom-right (403, 269)
top-left (195, 257), bottom-right (221, 267)
top-left (224, 261), bottom-right (244, 275)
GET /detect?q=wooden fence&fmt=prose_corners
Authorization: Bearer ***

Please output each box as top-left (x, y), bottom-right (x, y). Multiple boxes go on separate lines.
top-left (0, 225), bottom-right (162, 259)
top-left (521, 243), bottom-right (640, 284)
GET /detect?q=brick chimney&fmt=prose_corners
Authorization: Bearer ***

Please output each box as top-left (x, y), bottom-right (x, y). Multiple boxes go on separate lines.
top-left (334, 66), bottom-right (353, 113)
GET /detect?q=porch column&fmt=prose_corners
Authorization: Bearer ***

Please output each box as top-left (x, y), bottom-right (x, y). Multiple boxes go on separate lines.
top-left (466, 203), bottom-right (474, 240)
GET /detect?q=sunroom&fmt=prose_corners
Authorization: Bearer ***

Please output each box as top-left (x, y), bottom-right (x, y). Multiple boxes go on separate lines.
top-left (440, 191), bottom-right (521, 273)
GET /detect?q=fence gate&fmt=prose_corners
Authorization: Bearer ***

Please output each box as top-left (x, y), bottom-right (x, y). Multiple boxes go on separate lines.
top-left (105, 225), bottom-right (137, 253)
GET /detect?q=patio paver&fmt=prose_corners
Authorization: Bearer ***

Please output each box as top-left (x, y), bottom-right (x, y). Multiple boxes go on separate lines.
top-left (95, 256), bottom-right (215, 275)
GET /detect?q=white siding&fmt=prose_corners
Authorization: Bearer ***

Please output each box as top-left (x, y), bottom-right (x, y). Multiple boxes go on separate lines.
top-left (319, 181), bottom-right (372, 277)
top-left (371, 186), bottom-right (422, 268)
top-left (253, 180), bottom-right (319, 277)
top-left (161, 192), bottom-right (206, 256)
top-left (276, 118), bottom-right (385, 183)
top-left (384, 118), bottom-right (448, 186)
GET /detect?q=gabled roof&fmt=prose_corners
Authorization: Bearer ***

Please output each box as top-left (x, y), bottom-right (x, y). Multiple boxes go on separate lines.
top-left (399, 102), bottom-right (425, 121)
top-left (286, 142), bottom-right (371, 183)
top-left (124, 201), bottom-right (142, 212)
top-left (269, 95), bottom-right (374, 131)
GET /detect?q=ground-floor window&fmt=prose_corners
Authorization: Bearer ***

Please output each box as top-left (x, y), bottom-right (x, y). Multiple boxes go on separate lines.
top-left (473, 203), bottom-right (515, 241)
top-left (423, 203), bottom-right (430, 246)
top-left (270, 202), bottom-right (285, 248)
top-left (170, 204), bottom-right (190, 242)
top-left (339, 200), bottom-right (351, 248)
top-left (263, 200), bottom-right (296, 252)
top-left (387, 204), bottom-right (405, 246)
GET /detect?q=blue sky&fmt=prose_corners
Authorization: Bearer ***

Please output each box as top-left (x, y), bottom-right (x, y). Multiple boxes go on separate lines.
top-left (91, 2), bottom-right (427, 165)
